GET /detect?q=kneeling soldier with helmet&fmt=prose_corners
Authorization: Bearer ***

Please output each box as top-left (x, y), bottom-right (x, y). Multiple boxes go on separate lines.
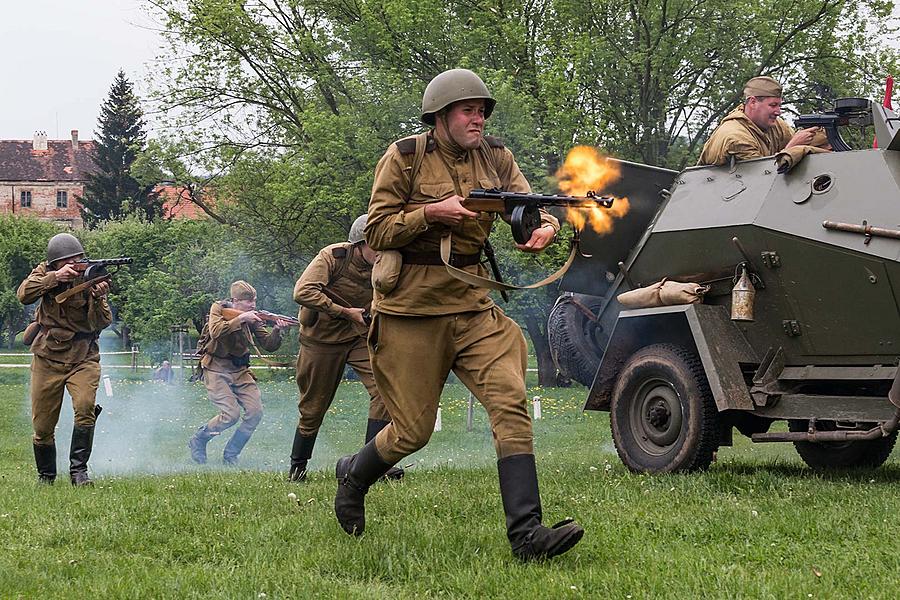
top-left (188, 281), bottom-right (287, 465)
top-left (289, 214), bottom-right (402, 482)
top-left (17, 233), bottom-right (112, 486)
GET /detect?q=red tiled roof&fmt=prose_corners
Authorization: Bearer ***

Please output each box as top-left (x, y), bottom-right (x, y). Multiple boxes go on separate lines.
top-left (0, 140), bottom-right (97, 182)
top-left (156, 184), bottom-right (211, 219)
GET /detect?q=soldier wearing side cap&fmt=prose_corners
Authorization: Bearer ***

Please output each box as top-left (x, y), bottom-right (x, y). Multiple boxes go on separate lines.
top-left (288, 214), bottom-right (402, 482)
top-left (332, 69), bottom-right (584, 561)
top-left (698, 76), bottom-right (822, 166)
top-left (17, 233), bottom-right (112, 486)
top-left (188, 281), bottom-right (286, 465)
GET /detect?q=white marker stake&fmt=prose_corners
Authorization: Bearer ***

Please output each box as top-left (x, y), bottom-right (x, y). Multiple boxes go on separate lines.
top-left (532, 396), bottom-right (542, 420)
top-left (103, 375), bottom-right (113, 398)
top-left (434, 407), bottom-right (443, 432)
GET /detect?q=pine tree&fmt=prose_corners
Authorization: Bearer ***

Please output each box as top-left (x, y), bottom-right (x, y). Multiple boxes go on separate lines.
top-left (81, 70), bottom-right (161, 226)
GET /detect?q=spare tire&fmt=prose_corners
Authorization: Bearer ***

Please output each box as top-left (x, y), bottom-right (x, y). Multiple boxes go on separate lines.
top-left (548, 294), bottom-right (607, 387)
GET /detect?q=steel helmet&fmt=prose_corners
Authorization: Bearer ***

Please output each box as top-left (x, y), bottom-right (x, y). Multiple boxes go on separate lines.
top-left (421, 69), bottom-right (495, 126)
top-left (46, 233), bottom-right (84, 264)
top-left (348, 214), bottom-right (367, 244)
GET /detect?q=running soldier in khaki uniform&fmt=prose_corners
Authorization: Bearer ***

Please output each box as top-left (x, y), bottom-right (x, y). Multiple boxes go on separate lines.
top-left (188, 281), bottom-right (286, 465)
top-left (17, 233), bottom-right (112, 486)
top-left (333, 69), bottom-right (584, 560)
top-left (698, 76), bottom-right (818, 165)
top-left (289, 214), bottom-right (401, 482)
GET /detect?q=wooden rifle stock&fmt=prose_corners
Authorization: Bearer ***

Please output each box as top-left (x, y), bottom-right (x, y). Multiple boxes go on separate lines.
top-left (220, 307), bottom-right (301, 327)
top-left (319, 287), bottom-right (372, 326)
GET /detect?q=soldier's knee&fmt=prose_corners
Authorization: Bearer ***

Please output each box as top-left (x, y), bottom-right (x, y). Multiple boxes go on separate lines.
top-left (220, 407), bottom-right (241, 428)
top-left (32, 430), bottom-right (55, 445)
top-left (243, 407), bottom-right (263, 427)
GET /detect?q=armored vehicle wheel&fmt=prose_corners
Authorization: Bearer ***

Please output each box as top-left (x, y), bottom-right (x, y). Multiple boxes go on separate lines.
top-left (548, 294), bottom-right (607, 387)
top-left (610, 344), bottom-right (719, 473)
top-left (788, 420), bottom-right (898, 470)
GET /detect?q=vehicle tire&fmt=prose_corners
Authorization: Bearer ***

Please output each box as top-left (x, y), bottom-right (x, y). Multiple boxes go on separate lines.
top-left (610, 344), bottom-right (720, 473)
top-left (547, 294), bottom-right (607, 387)
top-left (788, 420), bottom-right (898, 470)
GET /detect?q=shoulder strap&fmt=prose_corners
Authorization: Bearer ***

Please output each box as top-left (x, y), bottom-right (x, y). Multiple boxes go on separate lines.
top-left (407, 131), bottom-right (430, 200)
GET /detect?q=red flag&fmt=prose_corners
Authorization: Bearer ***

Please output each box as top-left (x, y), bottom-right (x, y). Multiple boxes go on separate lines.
top-left (874, 75), bottom-right (894, 148)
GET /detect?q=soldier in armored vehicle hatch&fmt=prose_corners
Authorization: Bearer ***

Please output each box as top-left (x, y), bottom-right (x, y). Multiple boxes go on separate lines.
top-left (698, 76), bottom-right (821, 166)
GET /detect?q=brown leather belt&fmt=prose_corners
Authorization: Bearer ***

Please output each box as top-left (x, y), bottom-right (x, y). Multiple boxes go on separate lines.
top-left (401, 250), bottom-right (481, 267)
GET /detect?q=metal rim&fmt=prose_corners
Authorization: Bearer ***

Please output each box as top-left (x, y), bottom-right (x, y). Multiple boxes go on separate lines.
top-left (628, 378), bottom-right (684, 455)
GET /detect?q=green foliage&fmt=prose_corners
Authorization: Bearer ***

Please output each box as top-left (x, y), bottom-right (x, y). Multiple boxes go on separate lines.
top-left (0, 216), bottom-right (60, 346)
top-left (81, 70), bottom-right (161, 226)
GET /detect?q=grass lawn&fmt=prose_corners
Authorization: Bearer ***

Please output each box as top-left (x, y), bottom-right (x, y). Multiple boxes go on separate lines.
top-left (1, 366), bottom-right (898, 599)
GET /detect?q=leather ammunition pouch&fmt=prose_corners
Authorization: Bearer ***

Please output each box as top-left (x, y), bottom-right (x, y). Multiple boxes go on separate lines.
top-left (372, 250), bottom-right (403, 294)
top-left (231, 353), bottom-right (251, 368)
top-left (23, 322), bottom-right (41, 347)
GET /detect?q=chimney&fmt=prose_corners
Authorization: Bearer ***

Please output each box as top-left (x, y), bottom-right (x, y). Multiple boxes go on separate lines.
top-left (33, 131), bottom-right (48, 151)
top-left (71, 129), bottom-right (79, 151)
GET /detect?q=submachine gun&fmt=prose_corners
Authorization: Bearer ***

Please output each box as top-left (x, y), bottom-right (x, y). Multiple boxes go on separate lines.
top-left (55, 257), bottom-right (133, 304)
top-left (463, 188), bottom-right (615, 244)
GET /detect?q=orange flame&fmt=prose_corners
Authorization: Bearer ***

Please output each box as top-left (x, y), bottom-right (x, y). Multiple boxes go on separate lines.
top-left (555, 145), bottom-right (629, 235)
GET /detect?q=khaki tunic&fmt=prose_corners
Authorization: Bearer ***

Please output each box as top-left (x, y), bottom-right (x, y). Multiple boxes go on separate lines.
top-left (365, 132), bottom-right (559, 316)
top-left (292, 242), bottom-right (388, 436)
top-left (17, 262), bottom-right (113, 444)
top-left (365, 132), bottom-right (552, 463)
top-left (698, 105), bottom-right (794, 166)
top-left (199, 301), bottom-right (283, 434)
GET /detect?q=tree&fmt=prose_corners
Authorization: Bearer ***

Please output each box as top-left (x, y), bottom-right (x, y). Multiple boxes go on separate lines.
top-left (81, 70), bottom-right (161, 226)
top-left (0, 217), bottom-right (61, 348)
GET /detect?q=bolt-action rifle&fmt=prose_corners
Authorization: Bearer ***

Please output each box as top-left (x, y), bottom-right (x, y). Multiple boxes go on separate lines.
top-left (55, 257), bottom-right (133, 304)
top-left (463, 188), bottom-right (615, 244)
top-left (220, 307), bottom-right (301, 327)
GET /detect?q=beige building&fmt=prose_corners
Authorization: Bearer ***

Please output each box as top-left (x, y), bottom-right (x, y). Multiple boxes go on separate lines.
top-left (0, 130), bottom-right (96, 228)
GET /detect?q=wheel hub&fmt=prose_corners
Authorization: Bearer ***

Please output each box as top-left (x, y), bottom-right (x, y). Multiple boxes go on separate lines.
top-left (630, 380), bottom-right (684, 453)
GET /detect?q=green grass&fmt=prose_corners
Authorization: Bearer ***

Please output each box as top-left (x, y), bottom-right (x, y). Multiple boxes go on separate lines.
top-left (1, 371), bottom-right (899, 599)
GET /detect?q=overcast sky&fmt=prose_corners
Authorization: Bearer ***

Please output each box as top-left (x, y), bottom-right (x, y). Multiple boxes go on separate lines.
top-left (0, 0), bottom-right (162, 141)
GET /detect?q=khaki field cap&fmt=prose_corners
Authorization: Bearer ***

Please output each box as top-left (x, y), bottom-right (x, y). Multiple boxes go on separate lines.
top-left (230, 280), bottom-right (257, 301)
top-left (744, 76), bottom-right (783, 99)
top-left (47, 233), bottom-right (84, 264)
top-left (421, 68), bottom-right (495, 126)
top-left (348, 214), bottom-right (367, 243)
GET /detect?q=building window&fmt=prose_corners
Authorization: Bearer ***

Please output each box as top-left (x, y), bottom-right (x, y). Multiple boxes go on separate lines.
top-left (57, 190), bottom-right (68, 208)
top-left (20, 191), bottom-right (31, 207)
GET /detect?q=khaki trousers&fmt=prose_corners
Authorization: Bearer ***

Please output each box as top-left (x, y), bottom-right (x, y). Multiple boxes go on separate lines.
top-left (295, 336), bottom-right (388, 437)
top-left (370, 307), bottom-right (533, 464)
top-left (203, 368), bottom-right (263, 435)
top-left (30, 354), bottom-right (101, 445)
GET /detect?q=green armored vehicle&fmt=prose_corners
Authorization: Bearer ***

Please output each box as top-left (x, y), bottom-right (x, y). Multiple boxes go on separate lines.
top-left (549, 98), bottom-right (900, 473)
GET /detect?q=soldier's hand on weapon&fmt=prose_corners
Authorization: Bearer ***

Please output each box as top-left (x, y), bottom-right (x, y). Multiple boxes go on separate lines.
top-left (515, 224), bottom-right (556, 253)
top-left (91, 280), bottom-right (110, 298)
top-left (342, 307), bottom-right (368, 327)
top-left (273, 318), bottom-right (291, 331)
top-left (424, 195), bottom-right (478, 226)
top-left (785, 127), bottom-right (817, 149)
top-left (236, 310), bottom-right (263, 325)
top-left (54, 263), bottom-right (79, 282)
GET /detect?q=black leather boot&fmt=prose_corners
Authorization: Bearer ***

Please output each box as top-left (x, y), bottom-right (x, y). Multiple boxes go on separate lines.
top-left (223, 429), bottom-right (253, 465)
top-left (365, 419), bottom-right (404, 481)
top-left (289, 429), bottom-right (317, 482)
top-left (498, 454), bottom-right (584, 561)
top-left (69, 426), bottom-right (95, 486)
top-left (188, 425), bottom-right (215, 464)
top-left (334, 440), bottom-right (394, 536)
top-left (33, 443), bottom-right (56, 484)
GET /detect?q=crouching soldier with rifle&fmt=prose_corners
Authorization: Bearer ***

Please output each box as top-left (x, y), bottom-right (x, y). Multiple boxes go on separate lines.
top-left (188, 281), bottom-right (287, 465)
top-left (17, 233), bottom-right (115, 486)
top-left (289, 214), bottom-right (402, 482)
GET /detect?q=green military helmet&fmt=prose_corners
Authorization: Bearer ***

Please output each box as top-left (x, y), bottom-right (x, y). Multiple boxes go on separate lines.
top-left (421, 68), bottom-right (495, 126)
top-left (348, 214), bottom-right (367, 244)
top-left (46, 233), bottom-right (84, 265)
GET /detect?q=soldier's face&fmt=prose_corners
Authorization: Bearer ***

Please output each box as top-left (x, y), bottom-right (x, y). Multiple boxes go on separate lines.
top-left (745, 96), bottom-right (783, 131)
top-left (51, 254), bottom-right (83, 270)
top-left (441, 100), bottom-right (486, 149)
top-left (233, 298), bottom-right (256, 312)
